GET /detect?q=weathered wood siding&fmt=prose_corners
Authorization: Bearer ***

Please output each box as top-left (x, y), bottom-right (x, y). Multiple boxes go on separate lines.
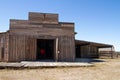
top-left (76, 45), bottom-right (98, 58)
top-left (9, 35), bottom-right (36, 62)
top-left (80, 45), bottom-right (90, 58)
top-left (7, 12), bottom-right (75, 62)
top-left (8, 35), bottom-right (75, 62)
top-left (58, 36), bottom-right (75, 61)
top-left (0, 33), bottom-right (9, 62)
top-left (29, 12), bottom-right (58, 24)
top-left (0, 34), bottom-right (4, 61)
top-left (90, 46), bottom-right (98, 58)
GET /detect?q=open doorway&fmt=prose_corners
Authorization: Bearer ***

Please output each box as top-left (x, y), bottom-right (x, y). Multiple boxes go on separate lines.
top-left (75, 45), bottom-right (81, 58)
top-left (37, 39), bottom-right (54, 60)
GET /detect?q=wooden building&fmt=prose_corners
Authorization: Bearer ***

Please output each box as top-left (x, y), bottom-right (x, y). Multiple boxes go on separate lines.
top-left (0, 12), bottom-right (114, 62)
top-left (75, 40), bottom-right (114, 58)
top-left (0, 12), bottom-right (75, 62)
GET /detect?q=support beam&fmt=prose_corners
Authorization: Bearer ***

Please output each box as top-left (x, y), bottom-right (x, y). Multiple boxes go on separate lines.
top-left (111, 46), bottom-right (114, 59)
top-left (55, 38), bottom-right (58, 62)
top-left (88, 45), bottom-right (91, 58)
top-left (97, 47), bottom-right (100, 58)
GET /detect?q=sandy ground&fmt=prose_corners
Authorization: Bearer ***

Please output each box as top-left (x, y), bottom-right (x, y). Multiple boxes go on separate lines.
top-left (0, 58), bottom-right (120, 80)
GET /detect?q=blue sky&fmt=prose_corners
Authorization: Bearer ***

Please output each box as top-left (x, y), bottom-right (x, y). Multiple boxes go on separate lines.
top-left (0, 0), bottom-right (120, 51)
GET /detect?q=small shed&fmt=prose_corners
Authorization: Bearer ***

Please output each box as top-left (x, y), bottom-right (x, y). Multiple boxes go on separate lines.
top-left (75, 40), bottom-right (114, 58)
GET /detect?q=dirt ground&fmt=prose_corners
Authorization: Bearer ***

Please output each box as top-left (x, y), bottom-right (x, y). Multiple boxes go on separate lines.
top-left (0, 58), bottom-right (120, 80)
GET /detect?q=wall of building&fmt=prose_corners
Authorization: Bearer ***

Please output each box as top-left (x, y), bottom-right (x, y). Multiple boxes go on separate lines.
top-left (76, 44), bottom-right (99, 58)
top-left (0, 34), bottom-right (4, 61)
top-left (7, 12), bottom-right (75, 62)
top-left (0, 33), bottom-right (9, 62)
top-left (8, 35), bottom-right (36, 61)
top-left (89, 46), bottom-right (98, 58)
top-left (80, 45), bottom-right (90, 58)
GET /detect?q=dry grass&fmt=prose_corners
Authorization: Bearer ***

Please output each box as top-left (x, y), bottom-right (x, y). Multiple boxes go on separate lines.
top-left (0, 58), bottom-right (120, 80)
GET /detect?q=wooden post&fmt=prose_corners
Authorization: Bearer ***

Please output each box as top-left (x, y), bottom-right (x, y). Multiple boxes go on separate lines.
top-left (88, 44), bottom-right (91, 58)
top-left (0, 37), bottom-right (4, 61)
top-left (0, 38), bottom-right (1, 59)
top-left (0, 47), bottom-right (1, 60)
top-left (97, 47), bottom-right (100, 58)
top-left (111, 47), bottom-right (113, 59)
top-left (55, 38), bottom-right (58, 62)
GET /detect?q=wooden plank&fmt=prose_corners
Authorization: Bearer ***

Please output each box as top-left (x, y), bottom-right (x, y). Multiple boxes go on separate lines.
top-left (0, 35), bottom-right (2, 61)
top-left (6, 33), bottom-right (9, 61)
top-left (9, 36), bottom-right (11, 61)
top-left (15, 35), bottom-right (17, 61)
top-left (29, 12), bottom-right (58, 24)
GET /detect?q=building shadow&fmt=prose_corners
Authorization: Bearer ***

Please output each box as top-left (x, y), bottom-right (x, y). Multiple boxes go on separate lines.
top-left (75, 58), bottom-right (105, 63)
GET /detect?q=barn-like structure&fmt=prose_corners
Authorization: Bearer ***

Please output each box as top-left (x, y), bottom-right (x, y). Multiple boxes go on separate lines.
top-left (0, 12), bottom-right (114, 62)
top-left (75, 40), bottom-right (114, 58)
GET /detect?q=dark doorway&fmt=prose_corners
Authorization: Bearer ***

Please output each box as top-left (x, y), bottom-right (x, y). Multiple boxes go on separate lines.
top-left (76, 45), bottom-right (81, 58)
top-left (37, 39), bottom-right (54, 60)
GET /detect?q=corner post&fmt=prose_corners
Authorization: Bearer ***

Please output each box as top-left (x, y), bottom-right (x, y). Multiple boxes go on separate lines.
top-left (55, 38), bottom-right (59, 62)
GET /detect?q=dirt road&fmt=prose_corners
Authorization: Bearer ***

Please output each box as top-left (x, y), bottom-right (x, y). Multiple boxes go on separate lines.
top-left (0, 59), bottom-right (120, 80)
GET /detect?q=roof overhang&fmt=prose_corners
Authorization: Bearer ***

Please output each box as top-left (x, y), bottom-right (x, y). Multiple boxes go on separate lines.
top-left (75, 40), bottom-right (113, 48)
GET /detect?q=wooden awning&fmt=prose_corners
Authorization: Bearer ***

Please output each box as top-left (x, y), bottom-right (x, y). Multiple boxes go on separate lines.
top-left (75, 40), bottom-right (113, 48)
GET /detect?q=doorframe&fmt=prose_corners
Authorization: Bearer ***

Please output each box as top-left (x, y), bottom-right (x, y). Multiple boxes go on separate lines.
top-left (36, 37), bottom-right (58, 61)
top-left (55, 38), bottom-right (58, 62)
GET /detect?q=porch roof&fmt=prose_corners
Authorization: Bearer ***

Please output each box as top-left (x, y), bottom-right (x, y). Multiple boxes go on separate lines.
top-left (75, 40), bottom-right (113, 48)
